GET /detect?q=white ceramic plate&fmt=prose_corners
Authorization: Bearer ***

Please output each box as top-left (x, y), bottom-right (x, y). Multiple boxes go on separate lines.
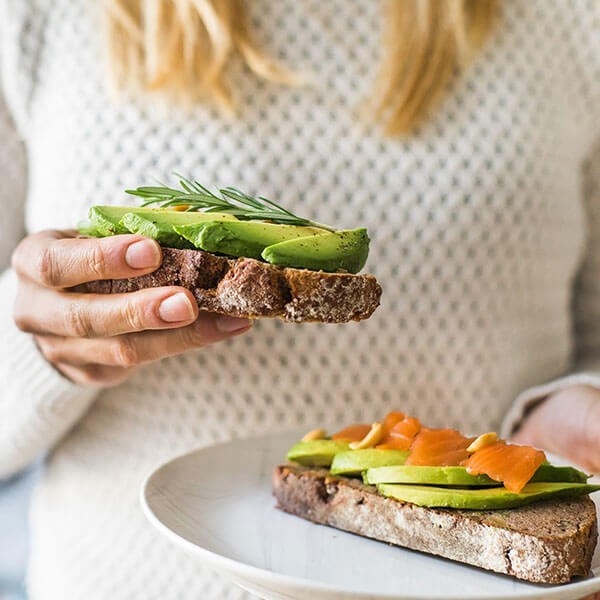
top-left (141, 432), bottom-right (600, 600)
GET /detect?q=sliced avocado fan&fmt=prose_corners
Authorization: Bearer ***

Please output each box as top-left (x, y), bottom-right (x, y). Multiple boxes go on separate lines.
top-left (80, 206), bottom-right (371, 273)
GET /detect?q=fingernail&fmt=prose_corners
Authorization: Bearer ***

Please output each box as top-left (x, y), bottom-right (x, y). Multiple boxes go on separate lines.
top-left (125, 240), bottom-right (161, 269)
top-left (158, 293), bottom-right (196, 323)
top-left (216, 316), bottom-right (252, 333)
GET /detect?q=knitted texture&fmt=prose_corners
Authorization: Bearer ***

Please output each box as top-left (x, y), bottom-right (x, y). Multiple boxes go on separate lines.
top-left (0, 1), bottom-right (599, 599)
top-left (0, 73), bottom-right (25, 270)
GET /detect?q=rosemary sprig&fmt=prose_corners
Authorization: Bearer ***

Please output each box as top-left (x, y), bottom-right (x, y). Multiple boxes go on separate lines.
top-left (126, 175), bottom-right (336, 232)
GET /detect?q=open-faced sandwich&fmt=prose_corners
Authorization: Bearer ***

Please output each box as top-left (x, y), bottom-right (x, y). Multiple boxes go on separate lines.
top-left (273, 411), bottom-right (600, 584)
top-left (78, 176), bottom-right (382, 323)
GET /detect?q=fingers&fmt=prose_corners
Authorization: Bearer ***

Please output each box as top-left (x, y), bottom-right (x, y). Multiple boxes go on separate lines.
top-left (12, 229), bottom-right (162, 288)
top-left (34, 314), bottom-right (252, 368)
top-left (15, 280), bottom-right (200, 337)
top-left (54, 363), bottom-right (135, 388)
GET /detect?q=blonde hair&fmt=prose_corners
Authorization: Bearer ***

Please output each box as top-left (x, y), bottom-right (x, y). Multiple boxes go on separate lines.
top-left (104, 0), bottom-right (497, 134)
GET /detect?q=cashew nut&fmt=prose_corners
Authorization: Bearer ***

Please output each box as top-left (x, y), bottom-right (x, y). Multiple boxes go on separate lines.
top-left (467, 431), bottom-right (499, 453)
top-left (349, 422), bottom-right (384, 450)
top-left (301, 428), bottom-right (328, 442)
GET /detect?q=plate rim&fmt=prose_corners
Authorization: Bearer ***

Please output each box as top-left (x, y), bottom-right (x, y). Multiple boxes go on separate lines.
top-left (140, 433), bottom-right (600, 600)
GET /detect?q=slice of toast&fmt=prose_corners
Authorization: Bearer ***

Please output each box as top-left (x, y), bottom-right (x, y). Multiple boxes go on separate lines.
top-left (272, 464), bottom-right (598, 584)
top-left (83, 247), bottom-right (382, 323)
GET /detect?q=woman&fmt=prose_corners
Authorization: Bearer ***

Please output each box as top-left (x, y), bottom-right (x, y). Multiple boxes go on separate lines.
top-left (1, 1), bottom-right (599, 598)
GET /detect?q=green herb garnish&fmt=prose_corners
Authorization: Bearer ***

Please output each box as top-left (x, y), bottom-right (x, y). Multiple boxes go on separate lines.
top-left (126, 175), bottom-right (335, 232)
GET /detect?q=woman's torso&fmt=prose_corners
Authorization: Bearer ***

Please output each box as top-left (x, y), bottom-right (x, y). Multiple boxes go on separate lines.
top-left (3, 1), bottom-right (599, 598)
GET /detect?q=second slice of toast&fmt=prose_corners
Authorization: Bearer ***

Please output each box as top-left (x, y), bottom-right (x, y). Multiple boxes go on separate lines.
top-left (273, 464), bottom-right (598, 584)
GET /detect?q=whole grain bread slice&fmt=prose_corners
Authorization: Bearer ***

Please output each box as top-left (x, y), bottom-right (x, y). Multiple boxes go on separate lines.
top-left (83, 247), bottom-right (382, 323)
top-left (272, 464), bottom-right (598, 584)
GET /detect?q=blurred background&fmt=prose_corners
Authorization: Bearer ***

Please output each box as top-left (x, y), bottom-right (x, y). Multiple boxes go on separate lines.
top-left (0, 466), bottom-right (40, 600)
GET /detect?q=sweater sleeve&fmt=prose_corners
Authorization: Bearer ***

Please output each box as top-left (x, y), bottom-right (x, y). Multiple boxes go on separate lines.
top-left (0, 30), bottom-right (97, 479)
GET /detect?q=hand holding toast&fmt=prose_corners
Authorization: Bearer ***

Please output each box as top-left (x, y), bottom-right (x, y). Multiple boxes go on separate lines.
top-left (513, 384), bottom-right (600, 474)
top-left (11, 230), bottom-right (251, 387)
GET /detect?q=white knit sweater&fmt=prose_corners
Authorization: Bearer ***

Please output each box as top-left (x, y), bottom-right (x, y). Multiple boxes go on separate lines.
top-left (1, 1), bottom-right (600, 598)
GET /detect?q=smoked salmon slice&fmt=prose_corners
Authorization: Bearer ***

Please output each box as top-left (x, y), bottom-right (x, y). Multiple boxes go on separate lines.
top-left (406, 428), bottom-right (473, 466)
top-left (377, 416), bottom-right (421, 450)
top-left (331, 424), bottom-right (371, 442)
top-left (381, 411), bottom-right (405, 435)
top-left (465, 441), bottom-right (546, 493)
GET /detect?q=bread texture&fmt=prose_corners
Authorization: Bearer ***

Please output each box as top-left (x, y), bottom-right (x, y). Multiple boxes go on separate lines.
top-left (83, 247), bottom-right (382, 323)
top-left (272, 464), bottom-right (598, 584)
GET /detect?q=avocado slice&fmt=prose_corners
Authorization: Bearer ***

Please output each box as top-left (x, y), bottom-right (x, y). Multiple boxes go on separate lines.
top-left (77, 220), bottom-right (101, 237)
top-left (88, 206), bottom-right (134, 236)
top-left (330, 449), bottom-right (409, 476)
top-left (531, 464), bottom-right (589, 483)
top-left (174, 221), bottom-right (327, 260)
top-left (262, 228), bottom-right (370, 274)
top-left (120, 211), bottom-right (236, 249)
top-left (365, 464), bottom-right (589, 487)
top-left (365, 465), bottom-right (500, 487)
top-left (377, 482), bottom-right (600, 510)
top-left (286, 440), bottom-right (350, 467)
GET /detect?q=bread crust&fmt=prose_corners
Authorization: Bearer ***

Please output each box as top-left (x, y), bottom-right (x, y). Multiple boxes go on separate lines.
top-left (83, 247), bottom-right (382, 323)
top-left (272, 464), bottom-right (598, 584)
